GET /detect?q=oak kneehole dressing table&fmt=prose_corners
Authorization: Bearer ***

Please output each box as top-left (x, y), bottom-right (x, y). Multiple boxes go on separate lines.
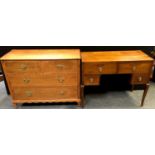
top-left (81, 50), bottom-right (154, 107)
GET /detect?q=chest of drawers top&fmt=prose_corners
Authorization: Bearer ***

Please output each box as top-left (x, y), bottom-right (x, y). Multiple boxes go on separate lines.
top-left (1, 49), bottom-right (81, 60)
top-left (81, 50), bottom-right (153, 63)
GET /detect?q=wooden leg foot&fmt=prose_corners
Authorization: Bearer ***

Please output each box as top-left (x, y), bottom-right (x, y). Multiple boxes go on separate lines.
top-left (0, 75), bottom-right (3, 82)
top-left (141, 83), bottom-right (150, 107)
top-left (12, 103), bottom-right (17, 109)
top-left (79, 85), bottom-right (85, 108)
top-left (131, 84), bottom-right (134, 92)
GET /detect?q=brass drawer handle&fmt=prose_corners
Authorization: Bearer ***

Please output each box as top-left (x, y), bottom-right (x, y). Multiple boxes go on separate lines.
top-left (56, 64), bottom-right (65, 69)
top-left (98, 66), bottom-right (103, 72)
top-left (59, 90), bottom-right (65, 95)
top-left (57, 77), bottom-right (64, 83)
top-left (90, 78), bottom-right (94, 83)
top-left (138, 76), bottom-right (142, 82)
top-left (20, 64), bottom-right (27, 70)
top-left (23, 79), bottom-right (30, 84)
top-left (132, 65), bottom-right (136, 71)
top-left (25, 91), bottom-right (32, 97)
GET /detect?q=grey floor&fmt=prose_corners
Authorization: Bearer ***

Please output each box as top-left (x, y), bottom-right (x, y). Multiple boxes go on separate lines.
top-left (0, 81), bottom-right (155, 109)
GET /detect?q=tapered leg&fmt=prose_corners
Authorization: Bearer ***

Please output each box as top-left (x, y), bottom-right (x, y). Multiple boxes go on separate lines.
top-left (0, 75), bottom-right (3, 82)
top-left (131, 84), bottom-right (134, 92)
top-left (141, 83), bottom-right (150, 107)
top-left (80, 85), bottom-right (85, 108)
top-left (12, 102), bottom-right (17, 109)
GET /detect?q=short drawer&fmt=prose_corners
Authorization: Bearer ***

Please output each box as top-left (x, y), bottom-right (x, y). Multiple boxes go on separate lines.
top-left (2, 61), bottom-right (40, 73)
top-left (42, 60), bottom-right (79, 73)
top-left (83, 75), bottom-right (100, 85)
top-left (131, 74), bottom-right (150, 84)
top-left (9, 73), bottom-right (78, 87)
top-left (12, 87), bottom-right (78, 100)
top-left (83, 62), bottom-right (117, 74)
top-left (118, 62), bottom-right (153, 74)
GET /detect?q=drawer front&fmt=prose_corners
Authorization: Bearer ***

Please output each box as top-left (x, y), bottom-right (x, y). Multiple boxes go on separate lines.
top-left (9, 73), bottom-right (78, 87)
top-left (2, 61), bottom-right (40, 73)
top-left (83, 75), bottom-right (100, 85)
top-left (83, 62), bottom-right (117, 74)
top-left (118, 62), bottom-right (152, 74)
top-left (42, 60), bottom-right (79, 73)
top-left (2, 60), bottom-right (79, 75)
top-left (12, 87), bottom-right (78, 100)
top-left (131, 74), bottom-right (150, 84)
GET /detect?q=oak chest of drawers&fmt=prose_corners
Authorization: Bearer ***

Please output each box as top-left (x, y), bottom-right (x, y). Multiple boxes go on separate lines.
top-left (82, 50), bottom-right (154, 106)
top-left (1, 49), bottom-right (81, 107)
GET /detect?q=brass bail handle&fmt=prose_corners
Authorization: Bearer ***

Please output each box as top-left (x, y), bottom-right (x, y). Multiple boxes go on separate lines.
top-left (57, 77), bottom-right (64, 83)
top-left (132, 65), bottom-right (136, 72)
top-left (25, 91), bottom-right (32, 97)
top-left (90, 77), bottom-right (94, 83)
top-left (98, 66), bottom-right (103, 72)
top-left (20, 64), bottom-right (27, 70)
top-left (138, 76), bottom-right (142, 82)
top-left (23, 79), bottom-right (30, 84)
top-left (60, 90), bottom-right (65, 95)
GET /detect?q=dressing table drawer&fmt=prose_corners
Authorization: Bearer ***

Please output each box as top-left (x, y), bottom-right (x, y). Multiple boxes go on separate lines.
top-left (131, 74), bottom-right (150, 84)
top-left (83, 75), bottom-right (100, 85)
top-left (118, 62), bottom-right (152, 74)
top-left (83, 62), bottom-right (117, 74)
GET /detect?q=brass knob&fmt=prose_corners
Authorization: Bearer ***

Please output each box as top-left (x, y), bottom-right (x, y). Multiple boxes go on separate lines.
top-left (59, 90), bottom-right (65, 95)
top-left (90, 78), bottom-right (94, 83)
top-left (98, 67), bottom-right (103, 72)
top-left (138, 76), bottom-right (142, 82)
top-left (23, 79), bottom-right (30, 84)
top-left (25, 91), bottom-right (32, 97)
top-left (20, 64), bottom-right (27, 70)
top-left (56, 64), bottom-right (65, 70)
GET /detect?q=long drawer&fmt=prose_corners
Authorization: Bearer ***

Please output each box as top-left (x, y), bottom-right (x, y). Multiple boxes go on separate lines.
top-left (83, 62), bottom-right (117, 74)
top-left (2, 60), bottom-right (79, 74)
top-left (12, 87), bottom-right (78, 100)
top-left (8, 73), bottom-right (78, 87)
